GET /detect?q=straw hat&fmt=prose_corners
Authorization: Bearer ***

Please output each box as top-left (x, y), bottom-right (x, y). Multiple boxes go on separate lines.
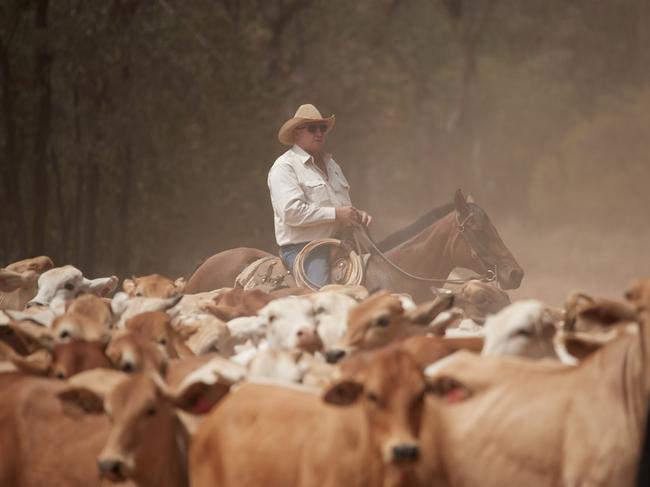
top-left (278, 104), bottom-right (335, 145)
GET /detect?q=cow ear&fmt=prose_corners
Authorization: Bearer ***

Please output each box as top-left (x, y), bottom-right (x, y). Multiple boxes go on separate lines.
top-left (562, 335), bottom-right (604, 361)
top-left (466, 194), bottom-right (475, 204)
top-left (0, 269), bottom-right (34, 292)
top-left (58, 369), bottom-right (127, 416)
top-left (429, 308), bottom-right (463, 337)
top-left (122, 278), bottom-right (136, 295)
top-left (84, 276), bottom-right (118, 297)
top-left (0, 341), bottom-right (51, 375)
top-left (454, 189), bottom-right (470, 218)
top-left (58, 388), bottom-right (105, 416)
top-left (7, 319), bottom-right (55, 352)
top-left (323, 379), bottom-right (363, 406)
top-left (173, 277), bottom-right (187, 294)
top-left (426, 376), bottom-right (472, 404)
top-left (578, 300), bottom-right (637, 326)
top-left (163, 356), bottom-right (246, 414)
top-left (405, 295), bottom-right (455, 326)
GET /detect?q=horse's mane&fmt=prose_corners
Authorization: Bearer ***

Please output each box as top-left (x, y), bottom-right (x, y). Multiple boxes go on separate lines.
top-left (376, 202), bottom-right (456, 252)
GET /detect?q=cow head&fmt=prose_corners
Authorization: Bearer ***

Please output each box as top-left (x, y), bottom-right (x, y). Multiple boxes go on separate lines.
top-left (106, 331), bottom-right (168, 374)
top-left (481, 300), bottom-right (558, 360)
top-left (122, 274), bottom-right (186, 299)
top-left (259, 297), bottom-right (323, 352)
top-left (27, 265), bottom-right (118, 307)
top-left (0, 339), bottom-right (109, 379)
top-left (323, 347), bottom-right (435, 465)
top-left (326, 292), bottom-right (454, 363)
top-left (125, 311), bottom-right (194, 360)
top-left (450, 280), bottom-right (511, 324)
top-left (57, 362), bottom-right (244, 485)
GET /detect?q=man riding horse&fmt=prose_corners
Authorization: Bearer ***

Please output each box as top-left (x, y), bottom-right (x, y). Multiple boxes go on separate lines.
top-left (269, 104), bottom-right (372, 288)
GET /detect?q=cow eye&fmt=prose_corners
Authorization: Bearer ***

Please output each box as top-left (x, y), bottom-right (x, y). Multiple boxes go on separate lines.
top-left (159, 338), bottom-right (167, 346)
top-left (135, 291), bottom-right (143, 297)
top-left (375, 316), bottom-right (390, 327)
top-left (55, 371), bottom-right (66, 380)
top-left (366, 392), bottom-right (380, 403)
top-left (315, 307), bottom-right (326, 315)
top-left (59, 330), bottom-right (70, 339)
top-left (515, 328), bottom-right (533, 338)
top-left (145, 407), bottom-right (157, 417)
top-left (122, 362), bottom-right (135, 373)
top-left (64, 283), bottom-right (75, 291)
top-left (268, 314), bottom-right (276, 322)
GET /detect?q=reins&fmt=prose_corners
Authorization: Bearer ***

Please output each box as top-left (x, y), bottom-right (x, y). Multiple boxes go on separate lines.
top-left (356, 211), bottom-right (498, 286)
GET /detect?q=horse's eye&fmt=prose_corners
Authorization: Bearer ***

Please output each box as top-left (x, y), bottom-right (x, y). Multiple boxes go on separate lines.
top-left (145, 407), bottom-right (157, 417)
top-left (64, 283), bottom-right (75, 291)
top-left (59, 330), bottom-right (70, 339)
top-left (367, 392), bottom-right (380, 403)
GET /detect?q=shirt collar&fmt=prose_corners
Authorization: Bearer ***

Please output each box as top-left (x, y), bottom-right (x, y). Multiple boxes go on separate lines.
top-left (291, 144), bottom-right (333, 165)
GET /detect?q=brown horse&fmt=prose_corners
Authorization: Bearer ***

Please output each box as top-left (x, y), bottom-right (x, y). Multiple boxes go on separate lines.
top-left (185, 190), bottom-right (523, 302)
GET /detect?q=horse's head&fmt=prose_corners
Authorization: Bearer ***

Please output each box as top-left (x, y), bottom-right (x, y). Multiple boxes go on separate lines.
top-left (452, 190), bottom-right (523, 290)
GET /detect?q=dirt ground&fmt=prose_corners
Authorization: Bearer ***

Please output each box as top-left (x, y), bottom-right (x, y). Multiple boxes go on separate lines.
top-left (493, 222), bottom-right (650, 307)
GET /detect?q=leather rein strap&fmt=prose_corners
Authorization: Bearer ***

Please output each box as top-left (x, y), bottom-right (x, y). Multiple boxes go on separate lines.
top-left (357, 212), bottom-right (498, 286)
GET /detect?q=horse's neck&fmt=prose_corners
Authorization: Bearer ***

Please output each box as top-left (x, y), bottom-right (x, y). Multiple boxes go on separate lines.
top-left (384, 212), bottom-right (456, 282)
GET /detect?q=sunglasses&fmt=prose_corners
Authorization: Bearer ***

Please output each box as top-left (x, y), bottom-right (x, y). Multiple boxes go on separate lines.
top-left (299, 123), bottom-right (328, 134)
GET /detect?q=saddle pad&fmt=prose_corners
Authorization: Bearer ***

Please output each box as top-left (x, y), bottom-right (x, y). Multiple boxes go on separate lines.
top-left (235, 256), bottom-right (297, 292)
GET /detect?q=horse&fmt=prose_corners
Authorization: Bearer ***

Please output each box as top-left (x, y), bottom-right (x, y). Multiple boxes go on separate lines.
top-left (185, 190), bottom-right (524, 303)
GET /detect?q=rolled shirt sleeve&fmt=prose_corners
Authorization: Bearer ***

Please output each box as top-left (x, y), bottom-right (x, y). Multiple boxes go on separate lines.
top-left (268, 163), bottom-right (336, 227)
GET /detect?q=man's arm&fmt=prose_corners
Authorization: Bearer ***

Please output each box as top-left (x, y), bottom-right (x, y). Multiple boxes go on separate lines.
top-left (268, 164), bottom-right (336, 227)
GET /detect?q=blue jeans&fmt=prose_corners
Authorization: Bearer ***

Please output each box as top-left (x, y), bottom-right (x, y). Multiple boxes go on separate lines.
top-left (279, 242), bottom-right (330, 288)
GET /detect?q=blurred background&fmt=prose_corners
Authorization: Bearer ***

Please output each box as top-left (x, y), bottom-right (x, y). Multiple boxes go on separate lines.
top-left (2, 0), bottom-right (649, 305)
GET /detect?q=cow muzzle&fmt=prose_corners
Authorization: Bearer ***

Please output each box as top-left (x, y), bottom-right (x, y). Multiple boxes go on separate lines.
top-left (97, 458), bottom-right (129, 483)
top-left (325, 349), bottom-right (346, 364)
top-left (384, 440), bottom-right (420, 465)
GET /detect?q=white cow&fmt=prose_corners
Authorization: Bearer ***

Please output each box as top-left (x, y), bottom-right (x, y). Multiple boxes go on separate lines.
top-left (28, 265), bottom-right (117, 308)
top-left (481, 300), bottom-right (559, 360)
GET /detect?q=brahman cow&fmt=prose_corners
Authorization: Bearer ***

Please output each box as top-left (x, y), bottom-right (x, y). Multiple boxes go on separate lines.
top-left (419, 289), bottom-right (645, 486)
top-left (190, 347), bottom-right (438, 487)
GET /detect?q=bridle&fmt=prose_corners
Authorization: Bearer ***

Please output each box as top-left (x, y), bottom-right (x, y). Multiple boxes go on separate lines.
top-left (361, 209), bottom-right (498, 286)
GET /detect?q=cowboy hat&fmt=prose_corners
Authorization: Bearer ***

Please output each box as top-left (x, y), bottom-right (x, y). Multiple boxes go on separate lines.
top-left (278, 104), bottom-right (335, 145)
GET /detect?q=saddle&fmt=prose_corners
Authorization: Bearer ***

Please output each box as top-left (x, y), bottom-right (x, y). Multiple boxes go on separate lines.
top-left (235, 232), bottom-right (371, 292)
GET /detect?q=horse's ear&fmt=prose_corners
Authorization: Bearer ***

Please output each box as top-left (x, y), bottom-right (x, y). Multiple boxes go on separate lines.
top-left (454, 189), bottom-right (470, 217)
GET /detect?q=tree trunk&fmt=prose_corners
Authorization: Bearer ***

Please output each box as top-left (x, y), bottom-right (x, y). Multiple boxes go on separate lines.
top-left (0, 38), bottom-right (27, 260)
top-left (31, 0), bottom-right (52, 256)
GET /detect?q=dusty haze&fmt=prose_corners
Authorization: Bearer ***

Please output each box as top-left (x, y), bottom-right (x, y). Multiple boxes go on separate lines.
top-left (2, 0), bottom-right (649, 306)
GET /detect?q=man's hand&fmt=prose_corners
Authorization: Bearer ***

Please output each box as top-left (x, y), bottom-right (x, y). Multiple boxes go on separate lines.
top-left (357, 210), bottom-right (372, 227)
top-left (335, 206), bottom-right (359, 226)
top-left (335, 206), bottom-right (373, 226)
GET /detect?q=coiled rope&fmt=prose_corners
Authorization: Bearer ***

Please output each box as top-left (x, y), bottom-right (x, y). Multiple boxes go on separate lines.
top-left (293, 239), bottom-right (364, 291)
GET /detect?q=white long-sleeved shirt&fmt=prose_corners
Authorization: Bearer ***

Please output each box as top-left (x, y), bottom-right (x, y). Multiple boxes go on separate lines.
top-left (268, 145), bottom-right (352, 246)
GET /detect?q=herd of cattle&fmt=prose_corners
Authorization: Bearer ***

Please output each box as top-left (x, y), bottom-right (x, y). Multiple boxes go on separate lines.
top-left (0, 255), bottom-right (649, 486)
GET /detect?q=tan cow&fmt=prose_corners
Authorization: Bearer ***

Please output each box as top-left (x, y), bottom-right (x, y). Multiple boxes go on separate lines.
top-left (0, 256), bottom-right (54, 310)
top-left (191, 346), bottom-right (440, 487)
top-left (0, 340), bottom-right (110, 379)
top-left (325, 291), bottom-right (454, 363)
top-left (8, 294), bottom-right (114, 347)
top-left (419, 290), bottom-right (645, 486)
top-left (124, 311), bottom-right (194, 359)
top-left (200, 288), bottom-right (275, 320)
top-left (122, 274), bottom-right (186, 298)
